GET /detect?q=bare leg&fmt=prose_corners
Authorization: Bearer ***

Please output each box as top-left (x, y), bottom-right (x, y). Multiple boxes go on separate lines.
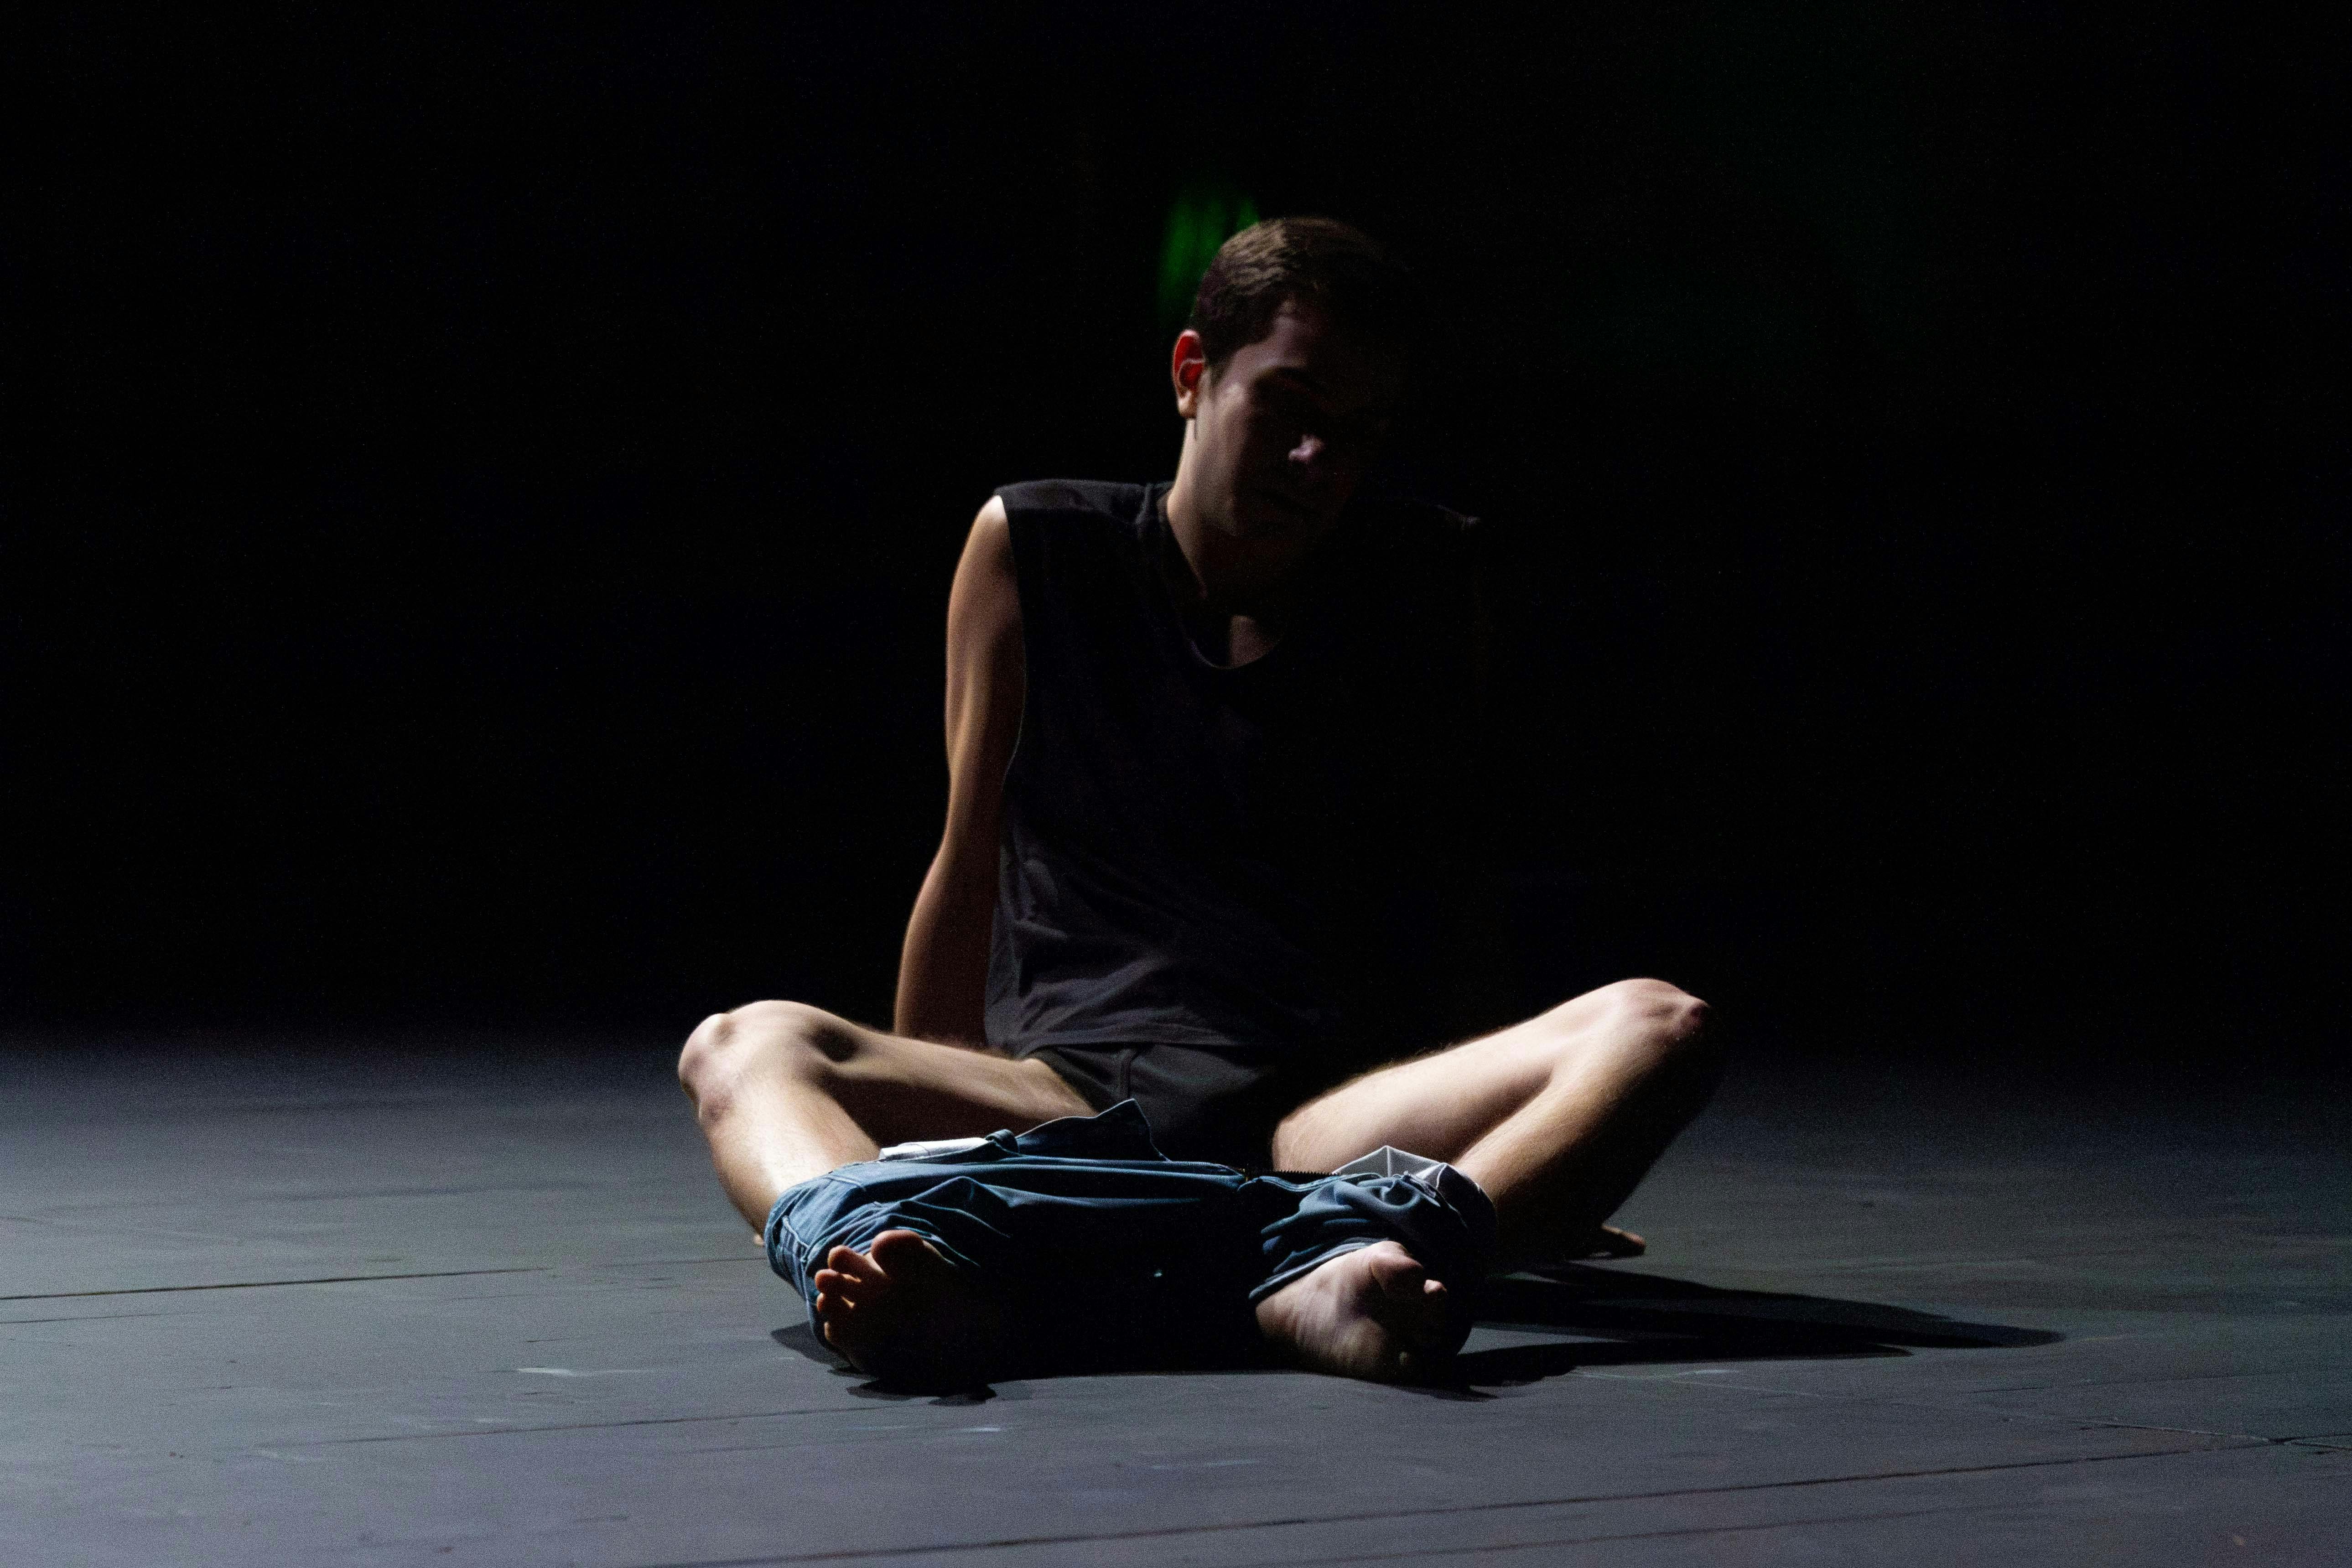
top-left (1269, 977), bottom-right (1724, 1268)
top-left (675, 999), bottom-right (1090, 1231)
top-left (678, 1000), bottom-right (1092, 1374)
top-left (1250, 979), bottom-right (1717, 1381)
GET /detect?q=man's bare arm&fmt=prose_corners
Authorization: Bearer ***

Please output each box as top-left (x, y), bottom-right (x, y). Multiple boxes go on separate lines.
top-left (893, 497), bottom-right (1024, 1044)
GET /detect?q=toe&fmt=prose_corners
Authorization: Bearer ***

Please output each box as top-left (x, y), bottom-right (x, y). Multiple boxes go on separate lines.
top-left (870, 1229), bottom-right (946, 1280)
top-left (817, 1267), bottom-right (876, 1303)
top-left (1373, 1251), bottom-right (1431, 1302)
top-left (826, 1245), bottom-right (883, 1283)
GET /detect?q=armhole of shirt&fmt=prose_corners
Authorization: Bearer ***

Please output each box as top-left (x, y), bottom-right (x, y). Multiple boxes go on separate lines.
top-left (992, 488), bottom-right (1044, 797)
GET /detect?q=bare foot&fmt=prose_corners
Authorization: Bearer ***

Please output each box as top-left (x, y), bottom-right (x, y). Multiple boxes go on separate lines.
top-left (1253, 1240), bottom-right (1457, 1382)
top-left (811, 1229), bottom-right (997, 1386)
top-left (1584, 1223), bottom-right (1646, 1259)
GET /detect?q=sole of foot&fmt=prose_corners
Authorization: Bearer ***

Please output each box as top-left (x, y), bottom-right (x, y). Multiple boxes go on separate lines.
top-left (1253, 1239), bottom-right (1456, 1383)
top-left (812, 1228), bottom-right (997, 1388)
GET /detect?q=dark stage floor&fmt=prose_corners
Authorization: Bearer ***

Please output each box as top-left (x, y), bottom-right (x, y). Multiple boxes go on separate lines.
top-left (5, 1037), bottom-right (2346, 1565)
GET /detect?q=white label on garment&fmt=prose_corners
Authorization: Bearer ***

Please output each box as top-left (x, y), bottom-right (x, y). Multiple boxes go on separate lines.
top-left (877, 1136), bottom-right (992, 1162)
top-left (1332, 1145), bottom-right (1453, 1183)
top-left (1332, 1145), bottom-right (1492, 1210)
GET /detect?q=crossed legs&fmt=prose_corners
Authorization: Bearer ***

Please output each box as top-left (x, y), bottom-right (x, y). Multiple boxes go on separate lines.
top-left (677, 977), bottom-right (1722, 1379)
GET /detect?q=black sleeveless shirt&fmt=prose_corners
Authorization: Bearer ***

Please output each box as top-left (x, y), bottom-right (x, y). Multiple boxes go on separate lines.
top-left (985, 478), bottom-right (1481, 1100)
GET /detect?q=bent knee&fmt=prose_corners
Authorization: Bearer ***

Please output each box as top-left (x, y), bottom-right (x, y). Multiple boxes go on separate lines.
top-left (1553, 978), bottom-right (1715, 1072)
top-left (1611, 977), bottom-right (1711, 1043)
top-left (677, 999), bottom-right (857, 1115)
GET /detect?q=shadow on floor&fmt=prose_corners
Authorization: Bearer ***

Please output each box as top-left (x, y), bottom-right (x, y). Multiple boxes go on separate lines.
top-left (771, 1323), bottom-right (1016, 1405)
top-left (768, 1265), bottom-right (2061, 1400)
top-left (1452, 1263), bottom-right (2062, 1389)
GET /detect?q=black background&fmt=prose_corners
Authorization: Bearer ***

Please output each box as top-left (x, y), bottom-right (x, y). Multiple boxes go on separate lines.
top-left (18, 7), bottom-right (2345, 1074)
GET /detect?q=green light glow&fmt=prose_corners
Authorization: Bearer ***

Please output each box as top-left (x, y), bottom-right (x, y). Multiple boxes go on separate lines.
top-left (1159, 182), bottom-right (1261, 328)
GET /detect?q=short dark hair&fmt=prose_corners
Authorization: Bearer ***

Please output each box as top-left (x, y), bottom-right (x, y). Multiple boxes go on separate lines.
top-left (1188, 216), bottom-right (1417, 374)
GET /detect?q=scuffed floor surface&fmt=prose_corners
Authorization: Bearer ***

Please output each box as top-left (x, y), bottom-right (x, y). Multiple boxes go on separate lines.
top-left (4, 1036), bottom-right (2346, 1566)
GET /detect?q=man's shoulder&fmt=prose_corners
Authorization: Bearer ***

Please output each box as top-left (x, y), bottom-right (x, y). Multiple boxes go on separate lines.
top-left (994, 478), bottom-right (1155, 526)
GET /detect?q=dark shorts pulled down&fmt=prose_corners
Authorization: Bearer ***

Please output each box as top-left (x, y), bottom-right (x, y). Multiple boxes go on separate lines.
top-left (764, 1100), bottom-right (1495, 1386)
top-left (1021, 1040), bottom-right (1337, 1170)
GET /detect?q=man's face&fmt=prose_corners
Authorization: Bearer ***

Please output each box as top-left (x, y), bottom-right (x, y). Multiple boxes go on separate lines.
top-left (1176, 299), bottom-right (1404, 545)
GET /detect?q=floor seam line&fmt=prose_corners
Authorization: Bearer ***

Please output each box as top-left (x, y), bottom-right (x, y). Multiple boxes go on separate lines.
top-left (622, 1442), bottom-right (2264, 1567)
top-left (1222, 1501), bottom-right (1997, 1568)
top-left (282, 1406), bottom-right (893, 1445)
top-left (1572, 1368), bottom-right (2309, 1447)
top-left (0, 1267), bottom-right (545, 1301)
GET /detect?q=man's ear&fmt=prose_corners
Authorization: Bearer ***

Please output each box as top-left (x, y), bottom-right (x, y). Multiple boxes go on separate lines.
top-left (1170, 328), bottom-right (1209, 418)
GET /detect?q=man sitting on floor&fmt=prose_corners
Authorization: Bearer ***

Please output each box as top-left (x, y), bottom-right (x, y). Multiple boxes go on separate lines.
top-left (678, 217), bottom-right (1724, 1386)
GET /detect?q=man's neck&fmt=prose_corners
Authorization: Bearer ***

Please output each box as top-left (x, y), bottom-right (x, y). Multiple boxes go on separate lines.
top-left (1162, 473), bottom-right (1321, 615)
top-left (1157, 481), bottom-right (1317, 669)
